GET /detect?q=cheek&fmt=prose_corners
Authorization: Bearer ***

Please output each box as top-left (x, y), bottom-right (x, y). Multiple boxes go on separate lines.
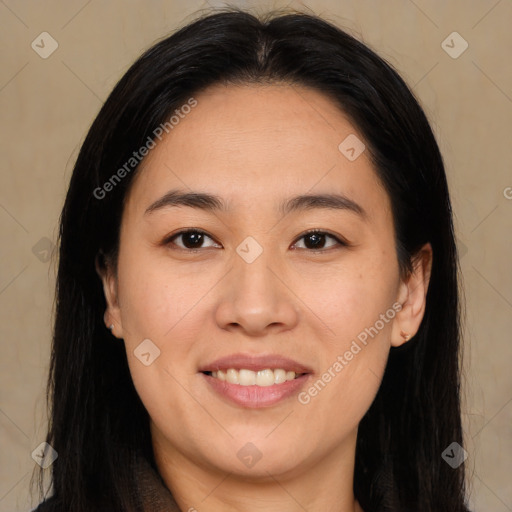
top-left (296, 247), bottom-right (398, 419)
top-left (115, 244), bottom-right (211, 391)
top-left (295, 248), bottom-right (398, 343)
top-left (116, 244), bottom-right (200, 342)
top-left (115, 248), bottom-right (203, 426)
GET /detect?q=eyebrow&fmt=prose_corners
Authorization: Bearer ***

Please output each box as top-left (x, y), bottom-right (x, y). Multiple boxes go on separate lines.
top-left (144, 188), bottom-right (366, 218)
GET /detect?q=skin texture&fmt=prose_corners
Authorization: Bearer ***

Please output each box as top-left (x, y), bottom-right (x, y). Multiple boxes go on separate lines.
top-left (98, 83), bottom-right (432, 512)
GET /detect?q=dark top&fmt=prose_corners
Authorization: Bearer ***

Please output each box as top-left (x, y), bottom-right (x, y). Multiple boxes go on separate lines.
top-left (32, 455), bottom-right (182, 511)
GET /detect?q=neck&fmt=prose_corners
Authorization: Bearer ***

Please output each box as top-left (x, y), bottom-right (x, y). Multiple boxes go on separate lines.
top-left (151, 425), bottom-right (363, 512)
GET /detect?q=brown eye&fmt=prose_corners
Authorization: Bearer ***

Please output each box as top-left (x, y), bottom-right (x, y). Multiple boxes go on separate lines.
top-left (292, 230), bottom-right (347, 251)
top-left (167, 230), bottom-right (219, 250)
top-left (164, 228), bottom-right (347, 253)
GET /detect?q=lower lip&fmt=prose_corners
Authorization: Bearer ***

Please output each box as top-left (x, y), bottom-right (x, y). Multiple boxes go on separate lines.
top-left (201, 372), bottom-right (310, 408)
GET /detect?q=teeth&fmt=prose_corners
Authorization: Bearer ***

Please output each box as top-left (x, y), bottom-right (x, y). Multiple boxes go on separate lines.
top-left (274, 369), bottom-right (286, 384)
top-left (210, 368), bottom-right (301, 386)
top-left (226, 369), bottom-right (239, 384)
top-left (255, 369), bottom-right (273, 386)
top-left (239, 369), bottom-right (256, 385)
top-left (285, 371), bottom-right (295, 381)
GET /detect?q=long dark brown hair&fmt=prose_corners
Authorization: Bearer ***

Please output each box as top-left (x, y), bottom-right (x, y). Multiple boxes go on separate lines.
top-left (32, 7), bottom-right (471, 511)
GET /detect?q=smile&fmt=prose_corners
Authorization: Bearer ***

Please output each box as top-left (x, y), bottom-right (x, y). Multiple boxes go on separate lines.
top-left (203, 368), bottom-right (304, 386)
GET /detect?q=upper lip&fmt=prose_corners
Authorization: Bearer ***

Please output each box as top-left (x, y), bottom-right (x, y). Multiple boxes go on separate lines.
top-left (198, 353), bottom-right (314, 374)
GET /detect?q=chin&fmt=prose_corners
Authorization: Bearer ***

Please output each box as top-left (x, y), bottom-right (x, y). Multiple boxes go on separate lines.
top-left (199, 437), bottom-right (311, 481)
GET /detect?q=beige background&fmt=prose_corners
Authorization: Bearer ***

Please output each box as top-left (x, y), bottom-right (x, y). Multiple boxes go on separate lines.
top-left (0, 1), bottom-right (511, 511)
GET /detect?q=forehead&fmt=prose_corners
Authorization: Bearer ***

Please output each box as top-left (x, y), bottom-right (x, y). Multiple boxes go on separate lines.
top-left (124, 83), bottom-right (390, 222)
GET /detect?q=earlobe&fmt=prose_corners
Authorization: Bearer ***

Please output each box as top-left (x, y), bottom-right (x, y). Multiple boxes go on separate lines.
top-left (95, 253), bottom-right (123, 338)
top-left (391, 243), bottom-right (433, 347)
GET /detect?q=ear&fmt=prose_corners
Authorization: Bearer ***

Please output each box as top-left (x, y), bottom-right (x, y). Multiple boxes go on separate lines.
top-left (391, 243), bottom-right (433, 347)
top-left (95, 252), bottom-right (124, 339)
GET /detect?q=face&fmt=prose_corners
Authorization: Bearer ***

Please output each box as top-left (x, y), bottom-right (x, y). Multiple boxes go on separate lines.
top-left (99, 83), bottom-right (431, 482)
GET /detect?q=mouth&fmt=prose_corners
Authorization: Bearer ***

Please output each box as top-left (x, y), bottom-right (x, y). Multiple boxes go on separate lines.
top-left (198, 353), bottom-right (313, 408)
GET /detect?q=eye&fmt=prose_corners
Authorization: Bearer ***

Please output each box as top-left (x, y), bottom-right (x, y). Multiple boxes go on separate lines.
top-left (163, 228), bottom-right (348, 252)
top-left (291, 229), bottom-right (348, 251)
top-left (165, 229), bottom-right (220, 251)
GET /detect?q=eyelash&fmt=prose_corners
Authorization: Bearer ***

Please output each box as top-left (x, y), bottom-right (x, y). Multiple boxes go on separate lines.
top-left (162, 228), bottom-right (349, 253)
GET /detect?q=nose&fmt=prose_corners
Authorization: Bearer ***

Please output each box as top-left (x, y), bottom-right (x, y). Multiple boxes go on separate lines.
top-left (214, 246), bottom-right (299, 337)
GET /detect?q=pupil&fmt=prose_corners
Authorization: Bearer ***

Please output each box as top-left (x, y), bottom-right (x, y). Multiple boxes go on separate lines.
top-left (305, 233), bottom-right (324, 249)
top-left (184, 232), bottom-right (203, 248)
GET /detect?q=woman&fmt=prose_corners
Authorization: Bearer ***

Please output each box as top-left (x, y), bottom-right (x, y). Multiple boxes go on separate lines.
top-left (32, 8), bottom-right (471, 512)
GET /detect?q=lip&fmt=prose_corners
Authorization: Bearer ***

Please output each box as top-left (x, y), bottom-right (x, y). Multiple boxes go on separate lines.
top-left (201, 372), bottom-right (311, 408)
top-left (198, 353), bottom-right (314, 374)
top-left (198, 353), bottom-right (314, 409)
